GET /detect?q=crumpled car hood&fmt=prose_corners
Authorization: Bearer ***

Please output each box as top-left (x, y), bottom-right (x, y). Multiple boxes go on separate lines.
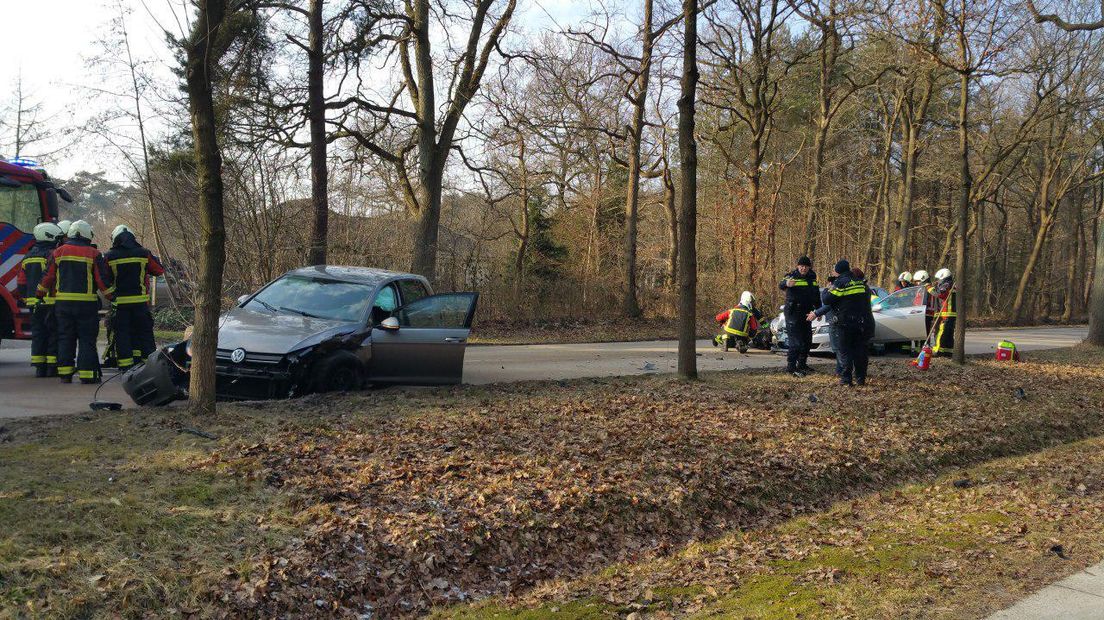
top-left (216, 306), bottom-right (358, 354)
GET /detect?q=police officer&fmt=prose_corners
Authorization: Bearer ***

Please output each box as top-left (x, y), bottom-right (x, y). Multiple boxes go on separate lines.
top-left (36, 221), bottom-right (114, 384)
top-left (105, 225), bottom-right (165, 368)
top-left (16, 222), bottom-right (64, 377)
top-left (779, 256), bottom-right (819, 377)
top-left (931, 267), bottom-right (956, 356)
top-left (808, 259), bottom-right (874, 386)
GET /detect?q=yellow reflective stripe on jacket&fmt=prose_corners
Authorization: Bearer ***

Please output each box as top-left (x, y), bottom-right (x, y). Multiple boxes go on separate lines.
top-left (22, 257), bottom-right (47, 267)
top-left (829, 284), bottom-right (867, 297)
top-left (54, 292), bottom-right (99, 301)
top-left (115, 294), bottom-right (150, 304)
top-left (790, 280), bottom-right (818, 286)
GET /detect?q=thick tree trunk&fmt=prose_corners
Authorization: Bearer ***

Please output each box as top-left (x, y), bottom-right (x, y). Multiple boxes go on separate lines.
top-left (411, 166), bottom-right (443, 280)
top-left (801, 126), bottom-right (827, 258)
top-left (185, 0), bottom-right (229, 415)
top-left (1089, 184), bottom-right (1104, 345)
top-left (677, 0), bottom-right (698, 380)
top-left (307, 0), bottom-right (329, 266)
top-left (952, 71), bottom-right (971, 365)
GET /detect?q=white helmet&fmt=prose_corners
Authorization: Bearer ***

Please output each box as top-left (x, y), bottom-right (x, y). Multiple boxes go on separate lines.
top-left (898, 271), bottom-right (913, 282)
top-left (56, 220), bottom-right (72, 237)
top-left (111, 224), bottom-right (133, 242)
top-left (68, 220), bottom-right (94, 240)
top-left (739, 291), bottom-right (754, 307)
top-left (913, 269), bottom-right (930, 284)
top-left (33, 222), bottom-right (64, 243)
top-left (934, 267), bottom-right (952, 281)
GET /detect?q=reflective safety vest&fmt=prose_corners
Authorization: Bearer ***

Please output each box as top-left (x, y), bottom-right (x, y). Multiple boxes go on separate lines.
top-left (723, 306), bottom-right (754, 337)
top-left (829, 281), bottom-right (868, 299)
top-left (937, 289), bottom-right (957, 318)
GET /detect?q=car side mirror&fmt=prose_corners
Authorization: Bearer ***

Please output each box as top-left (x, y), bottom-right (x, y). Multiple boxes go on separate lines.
top-left (237, 294), bottom-right (249, 305)
top-left (380, 317), bottom-right (400, 331)
top-left (872, 303), bottom-right (883, 312)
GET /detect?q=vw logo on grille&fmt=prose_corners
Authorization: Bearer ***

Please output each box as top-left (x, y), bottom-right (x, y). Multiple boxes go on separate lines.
top-left (230, 348), bottom-right (247, 363)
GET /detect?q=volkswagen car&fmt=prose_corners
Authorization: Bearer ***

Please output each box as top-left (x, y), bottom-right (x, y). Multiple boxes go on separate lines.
top-left (124, 266), bottom-right (478, 403)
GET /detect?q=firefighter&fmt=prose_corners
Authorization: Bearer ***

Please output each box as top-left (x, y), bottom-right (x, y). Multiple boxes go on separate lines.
top-left (713, 291), bottom-right (763, 354)
top-left (931, 267), bottom-right (956, 356)
top-left (894, 271), bottom-right (913, 292)
top-left (779, 256), bottom-right (819, 377)
top-left (36, 220), bottom-right (113, 384)
top-left (16, 223), bottom-right (64, 377)
top-left (105, 225), bottom-right (165, 369)
top-left (912, 269), bottom-right (930, 288)
top-left (55, 220), bottom-right (72, 246)
top-left (808, 260), bottom-right (874, 386)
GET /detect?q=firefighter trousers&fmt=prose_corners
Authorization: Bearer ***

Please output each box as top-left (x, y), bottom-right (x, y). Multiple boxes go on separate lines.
top-left (56, 300), bottom-right (102, 381)
top-left (113, 303), bottom-right (155, 369)
top-left (933, 317), bottom-right (955, 355)
top-left (30, 304), bottom-right (58, 370)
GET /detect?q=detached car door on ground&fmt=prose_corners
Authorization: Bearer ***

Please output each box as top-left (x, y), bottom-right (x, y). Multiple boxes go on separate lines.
top-left (370, 292), bottom-right (479, 385)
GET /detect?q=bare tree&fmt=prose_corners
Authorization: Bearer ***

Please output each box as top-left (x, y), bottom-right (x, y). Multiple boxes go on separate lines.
top-left (335, 0), bottom-right (517, 283)
top-left (1027, 0), bottom-right (1104, 31)
top-left (678, 0), bottom-right (698, 380)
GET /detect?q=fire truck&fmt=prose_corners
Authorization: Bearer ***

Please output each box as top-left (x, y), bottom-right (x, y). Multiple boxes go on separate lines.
top-left (0, 157), bottom-right (71, 346)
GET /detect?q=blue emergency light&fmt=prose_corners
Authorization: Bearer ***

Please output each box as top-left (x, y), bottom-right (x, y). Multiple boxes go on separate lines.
top-left (8, 157), bottom-right (40, 168)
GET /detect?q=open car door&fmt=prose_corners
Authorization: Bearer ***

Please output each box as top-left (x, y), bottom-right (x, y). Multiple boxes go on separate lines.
top-left (872, 286), bottom-right (928, 342)
top-left (368, 292), bottom-right (479, 385)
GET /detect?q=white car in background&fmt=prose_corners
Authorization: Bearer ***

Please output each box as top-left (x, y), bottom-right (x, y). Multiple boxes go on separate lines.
top-left (772, 285), bottom-right (929, 354)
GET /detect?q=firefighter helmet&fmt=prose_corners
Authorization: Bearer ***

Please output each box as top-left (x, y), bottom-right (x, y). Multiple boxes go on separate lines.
top-left (898, 271), bottom-right (913, 282)
top-left (111, 224), bottom-right (133, 242)
top-left (740, 291), bottom-right (754, 307)
top-left (56, 220), bottom-right (72, 237)
top-left (935, 268), bottom-right (952, 281)
top-left (33, 222), bottom-right (64, 243)
top-left (913, 270), bottom-right (930, 284)
top-left (68, 220), bottom-right (94, 240)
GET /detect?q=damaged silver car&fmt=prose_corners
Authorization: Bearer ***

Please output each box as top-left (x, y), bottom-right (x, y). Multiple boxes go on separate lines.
top-left (123, 266), bottom-right (479, 404)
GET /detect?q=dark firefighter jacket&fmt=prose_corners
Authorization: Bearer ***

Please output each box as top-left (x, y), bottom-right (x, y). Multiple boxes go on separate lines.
top-left (17, 241), bottom-right (57, 306)
top-left (931, 278), bottom-right (956, 318)
top-left (37, 238), bottom-right (113, 302)
top-left (104, 231), bottom-right (165, 305)
top-left (778, 269), bottom-right (820, 316)
top-left (813, 271), bottom-right (874, 336)
top-left (716, 304), bottom-right (763, 337)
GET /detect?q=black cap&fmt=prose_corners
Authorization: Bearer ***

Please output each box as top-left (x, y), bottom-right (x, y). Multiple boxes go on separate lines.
top-left (797, 255), bottom-right (812, 267)
top-left (834, 259), bottom-right (850, 274)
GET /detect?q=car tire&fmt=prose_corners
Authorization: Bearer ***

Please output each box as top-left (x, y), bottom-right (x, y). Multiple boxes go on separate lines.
top-left (312, 350), bottom-right (363, 393)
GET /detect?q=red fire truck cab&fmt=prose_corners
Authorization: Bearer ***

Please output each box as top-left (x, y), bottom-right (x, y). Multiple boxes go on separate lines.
top-left (0, 158), bottom-right (70, 344)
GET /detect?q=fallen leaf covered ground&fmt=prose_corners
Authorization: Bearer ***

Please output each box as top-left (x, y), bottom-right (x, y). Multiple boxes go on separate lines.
top-left (1, 346), bottom-right (1103, 618)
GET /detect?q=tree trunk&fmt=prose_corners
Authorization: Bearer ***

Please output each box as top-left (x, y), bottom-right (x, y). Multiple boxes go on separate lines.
top-left (952, 70), bottom-right (971, 365)
top-left (801, 125), bottom-right (827, 258)
top-left (664, 167), bottom-right (678, 289)
top-left (307, 0), bottom-right (329, 266)
top-left (1089, 181), bottom-right (1104, 345)
top-left (677, 0), bottom-right (698, 380)
top-left (185, 0), bottom-right (229, 415)
top-left (513, 136), bottom-right (530, 299)
top-left (621, 0), bottom-right (655, 318)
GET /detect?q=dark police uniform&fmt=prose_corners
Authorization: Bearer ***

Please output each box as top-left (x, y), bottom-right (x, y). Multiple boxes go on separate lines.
top-left (37, 238), bottom-right (113, 383)
top-left (814, 270), bottom-right (874, 386)
top-left (17, 241), bottom-right (59, 376)
top-left (104, 231), bottom-right (165, 368)
top-left (779, 268), bottom-right (819, 372)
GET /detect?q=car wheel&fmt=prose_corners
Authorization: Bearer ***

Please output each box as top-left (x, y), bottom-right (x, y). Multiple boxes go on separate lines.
top-left (312, 350), bottom-right (363, 393)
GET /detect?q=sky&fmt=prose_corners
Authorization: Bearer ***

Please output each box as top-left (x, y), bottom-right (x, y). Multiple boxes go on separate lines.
top-left (0, 0), bottom-right (595, 184)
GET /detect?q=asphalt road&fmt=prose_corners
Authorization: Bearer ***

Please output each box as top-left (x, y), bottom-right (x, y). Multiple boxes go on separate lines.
top-left (0, 326), bottom-right (1087, 419)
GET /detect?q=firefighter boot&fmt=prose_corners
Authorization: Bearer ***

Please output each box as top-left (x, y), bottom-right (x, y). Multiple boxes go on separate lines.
top-left (34, 363), bottom-right (47, 378)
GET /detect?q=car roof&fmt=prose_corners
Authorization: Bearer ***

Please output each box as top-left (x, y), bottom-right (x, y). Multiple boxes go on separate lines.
top-left (286, 265), bottom-right (424, 286)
